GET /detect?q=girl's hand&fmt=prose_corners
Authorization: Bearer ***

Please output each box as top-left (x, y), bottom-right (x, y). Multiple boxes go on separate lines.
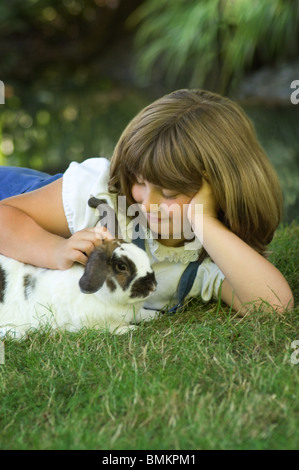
top-left (186, 179), bottom-right (294, 313)
top-left (54, 227), bottom-right (114, 270)
top-left (187, 179), bottom-right (218, 227)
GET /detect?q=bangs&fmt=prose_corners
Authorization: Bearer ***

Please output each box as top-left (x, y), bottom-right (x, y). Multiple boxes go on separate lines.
top-left (124, 125), bottom-right (203, 194)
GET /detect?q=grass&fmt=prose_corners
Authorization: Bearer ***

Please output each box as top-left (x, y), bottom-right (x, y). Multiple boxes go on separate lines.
top-left (0, 223), bottom-right (298, 450)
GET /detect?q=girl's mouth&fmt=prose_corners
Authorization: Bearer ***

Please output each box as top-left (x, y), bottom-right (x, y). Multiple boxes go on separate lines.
top-left (146, 213), bottom-right (162, 223)
top-left (146, 213), bottom-right (168, 223)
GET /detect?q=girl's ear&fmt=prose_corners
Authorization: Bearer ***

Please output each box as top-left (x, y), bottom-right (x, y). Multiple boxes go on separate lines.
top-left (79, 247), bottom-right (108, 293)
top-left (88, 197), bottom-right (123, 240)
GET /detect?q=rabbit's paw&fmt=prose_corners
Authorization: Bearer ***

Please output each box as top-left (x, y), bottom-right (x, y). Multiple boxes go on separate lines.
top-left (113, 324), bottom-right (138, 335)
top-left (0, 327), bottom-right (24, 341)
top-left (133, 307), bottom-right (160, 323)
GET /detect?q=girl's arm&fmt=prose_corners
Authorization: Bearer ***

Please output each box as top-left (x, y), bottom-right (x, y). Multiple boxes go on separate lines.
top-left (188, 180), bottom-right (294, 313)
top-left (0, 178), bottom-right (109, 269)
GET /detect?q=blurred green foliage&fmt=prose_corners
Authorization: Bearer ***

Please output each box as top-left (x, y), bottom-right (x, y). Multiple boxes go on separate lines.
top-left (0, 0), bottom-right (143, 80)
top-left (0, 80), bottom-right (150, 172)
top-left (130, 0), bottom-right (299, 91)
top-left (0, 0), bottom-right (148, 172)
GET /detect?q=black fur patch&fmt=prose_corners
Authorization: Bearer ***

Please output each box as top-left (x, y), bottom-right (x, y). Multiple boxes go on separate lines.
top-left (112, 254), bottom-right (137, 291)
top-left (0, 265), bottom-right (6, 302)
top-left (23, 274), bottom-right (36, 300)
top-left (106, 278), bottom-right (117, 292)
top-left (130, 272), bottom-right (157, 299)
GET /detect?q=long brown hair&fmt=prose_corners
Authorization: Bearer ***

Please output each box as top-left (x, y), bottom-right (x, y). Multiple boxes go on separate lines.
top-left (109, 89), bottom-right (283, 257)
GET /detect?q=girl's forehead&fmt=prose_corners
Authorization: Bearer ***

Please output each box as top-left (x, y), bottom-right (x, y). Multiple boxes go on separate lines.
top-left (127, 154), bottom-right (202, 193)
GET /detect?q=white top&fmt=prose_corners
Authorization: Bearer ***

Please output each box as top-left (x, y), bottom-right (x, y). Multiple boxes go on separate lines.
top-left (62, 157), bottom-right (225, 311)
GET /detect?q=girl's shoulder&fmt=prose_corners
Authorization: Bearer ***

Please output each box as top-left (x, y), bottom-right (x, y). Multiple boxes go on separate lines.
top-left (63, 157), bottom-right (111, 192)
top-left (65, 157), bottom-right (110, 180)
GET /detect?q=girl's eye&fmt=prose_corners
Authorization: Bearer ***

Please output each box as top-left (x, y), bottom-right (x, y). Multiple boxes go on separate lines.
top-left (161, 192), bottom-right (179, 199)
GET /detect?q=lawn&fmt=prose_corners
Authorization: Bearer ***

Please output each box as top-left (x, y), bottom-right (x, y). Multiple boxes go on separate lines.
top-left (0, 223), bottom-right (298, 450)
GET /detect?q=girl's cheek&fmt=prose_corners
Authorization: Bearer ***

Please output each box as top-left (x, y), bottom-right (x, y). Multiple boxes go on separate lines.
top-left (158, 202), bottom-right (176, 217)
top-left (131, 185), bottom-right (142, 203)
top-left (168, 199), bottom-right (193, 224)
top-left (165, 200), bottom-right (189, 217)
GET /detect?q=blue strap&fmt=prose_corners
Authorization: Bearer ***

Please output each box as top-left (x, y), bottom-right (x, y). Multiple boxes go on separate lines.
top-left (166, 260), bottom-right (200, 314)
top-left (131, 222), bottom-right (146, 250)
top-left (131, 222), bottom-right (200, 314)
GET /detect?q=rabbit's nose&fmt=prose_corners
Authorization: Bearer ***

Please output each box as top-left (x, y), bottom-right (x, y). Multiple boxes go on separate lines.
top-left (149, 278), bottom-right (157, 292)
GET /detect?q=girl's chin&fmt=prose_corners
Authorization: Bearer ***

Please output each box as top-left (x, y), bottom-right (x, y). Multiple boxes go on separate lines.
top-left (148, 225), bottom-right (184, 241)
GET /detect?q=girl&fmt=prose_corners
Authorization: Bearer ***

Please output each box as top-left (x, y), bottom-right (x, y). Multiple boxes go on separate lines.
top-left (0, 89), bottom-right (294, 314)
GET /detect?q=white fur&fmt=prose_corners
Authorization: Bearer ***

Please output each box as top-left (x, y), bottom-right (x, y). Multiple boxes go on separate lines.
top-left (0, 242), bottom-right (158, 339)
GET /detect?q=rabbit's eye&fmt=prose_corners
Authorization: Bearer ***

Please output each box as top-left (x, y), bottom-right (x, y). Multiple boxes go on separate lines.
top-left (116, 262), bottom-right (128, 272)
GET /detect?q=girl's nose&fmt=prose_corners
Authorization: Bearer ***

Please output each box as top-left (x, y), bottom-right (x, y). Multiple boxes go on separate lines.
top-left (141, 190), bottom-right (160, 212)
top-left (140, 198), bottom-right (152, 213)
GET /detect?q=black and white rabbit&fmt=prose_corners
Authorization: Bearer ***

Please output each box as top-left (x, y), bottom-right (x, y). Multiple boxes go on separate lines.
top-left (0, 198), bottom-right (157, 338)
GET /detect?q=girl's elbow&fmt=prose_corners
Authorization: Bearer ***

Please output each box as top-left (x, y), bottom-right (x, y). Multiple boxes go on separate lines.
top-left (266, 288), bottom-right (294, 314)
top-left (279, 290), bottom-right (294, 312)
top-left (236, 289), bottom-right (294, 316)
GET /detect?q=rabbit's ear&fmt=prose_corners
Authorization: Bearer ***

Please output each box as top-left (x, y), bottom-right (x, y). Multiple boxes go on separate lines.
top-left (88, 197), bottom-right (123, 240)
top-left (88, 197), bottom-right (108, 209)
top-left (79, 246), bottom-right (108, 294)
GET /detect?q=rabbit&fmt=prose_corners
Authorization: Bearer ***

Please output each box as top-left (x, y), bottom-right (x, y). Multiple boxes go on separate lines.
top-left (0, 198), bottom-right (158, 339)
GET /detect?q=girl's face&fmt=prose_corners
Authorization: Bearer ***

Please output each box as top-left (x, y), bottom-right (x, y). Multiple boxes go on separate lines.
top-left (131, 178), bottom-right (197, 246)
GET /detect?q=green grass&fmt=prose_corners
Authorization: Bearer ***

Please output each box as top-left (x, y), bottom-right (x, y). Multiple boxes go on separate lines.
top-left (0, 223), bottom-right (298, 450)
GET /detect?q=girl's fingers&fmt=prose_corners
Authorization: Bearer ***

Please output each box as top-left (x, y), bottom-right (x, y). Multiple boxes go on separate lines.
top-left (65, 227), bottom-right (115, 266)
top-left (70, 250), bottom-right (88, 266)
top-left (78, 240), bottom-right (97, 257)
top-left (94, 226), bottom-right (114, 241)
top-left (72, 227), bottom-right (114, 242)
